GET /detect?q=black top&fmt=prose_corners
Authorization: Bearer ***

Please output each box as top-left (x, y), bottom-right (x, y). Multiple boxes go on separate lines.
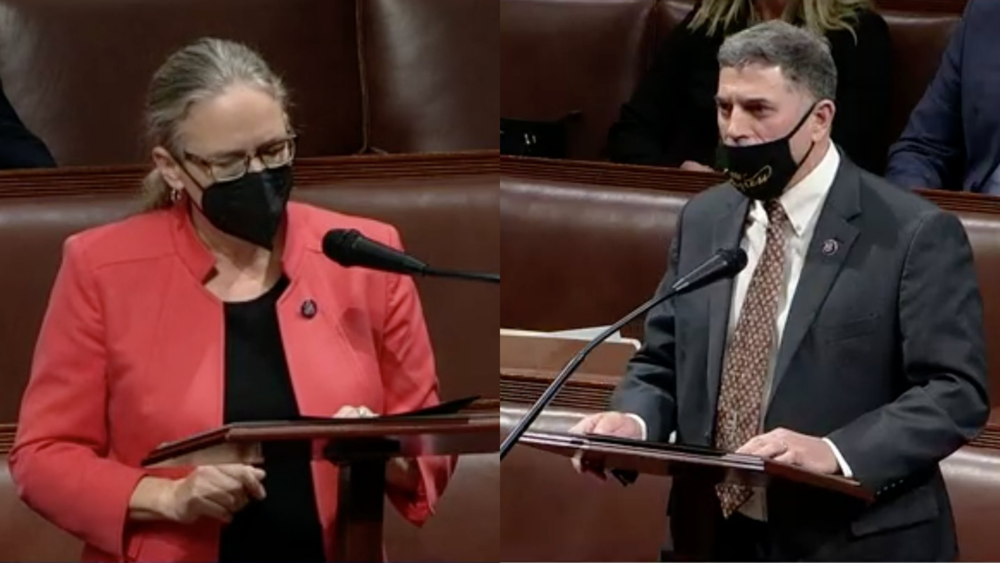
top-left (217, 275), bottom-right (327, 563)
top-left (606, 5), bottom-right (892, 174)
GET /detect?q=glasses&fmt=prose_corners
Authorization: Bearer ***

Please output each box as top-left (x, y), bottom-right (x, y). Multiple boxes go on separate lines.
top-left (183, 134), bottom-right (297, 183)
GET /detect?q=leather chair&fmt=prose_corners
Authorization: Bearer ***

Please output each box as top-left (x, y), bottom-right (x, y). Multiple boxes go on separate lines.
top-left (0, 0), bottom-right (365, 166)
top-left (0, 0), bottom-right (496, 167)
top-left (499, 177), bottom-right (677, 334)
top-left (360, 0), bottom-right (498, 154)
top-left (941, 446), bottom-right (1000, 562)
top-left (0, 170), bottom-right (498, 561)
top-left (500, 0), bottom-right (656, 160)
top-left (500, 404), bottom-right (1000, 562)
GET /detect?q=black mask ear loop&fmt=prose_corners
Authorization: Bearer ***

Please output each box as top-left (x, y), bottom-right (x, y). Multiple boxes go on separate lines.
top-left (167, 152), bottom-right (210, 208)
top-left (789, 100), bottom-right (822, 171)
top-left (790, 100), bottom-right (820, 138)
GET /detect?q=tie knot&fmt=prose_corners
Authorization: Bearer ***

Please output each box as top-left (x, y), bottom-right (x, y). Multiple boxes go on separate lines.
top-left (764, 200), bottom-right (788, 227)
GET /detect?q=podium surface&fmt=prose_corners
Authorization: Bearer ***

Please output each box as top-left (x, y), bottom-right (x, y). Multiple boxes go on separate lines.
top-left (141, 399), bottom-right (499, 562)
top-left (519, 429), bottom-right (873, 502)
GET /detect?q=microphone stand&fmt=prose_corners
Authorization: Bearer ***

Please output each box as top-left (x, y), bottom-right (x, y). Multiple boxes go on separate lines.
top-left (499, 248), bottom-right (746, 461)
top-left (499, 288), bottom-right (675, 460)
top-left (423, 267), bottom-right (499, 284)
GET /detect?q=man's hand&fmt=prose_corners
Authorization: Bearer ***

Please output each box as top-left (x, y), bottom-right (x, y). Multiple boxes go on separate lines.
top-left (567, 412), bottom-right (643, 480)
top-left (737, 427), bottom-right (839, 475)
top-left (680, 160), bottom-right (715, 172)
top-left (568, 411), bottom-right (643, 439)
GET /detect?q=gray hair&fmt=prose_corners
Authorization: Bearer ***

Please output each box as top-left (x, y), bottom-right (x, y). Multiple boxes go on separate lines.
top-left (717, 20), bottom-right (837, 103)
top-left (141, 38), bottom-right (290, 211)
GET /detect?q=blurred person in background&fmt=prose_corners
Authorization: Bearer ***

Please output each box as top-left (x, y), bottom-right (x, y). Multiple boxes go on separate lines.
top-left (607, 0), bottom-right (891, 175)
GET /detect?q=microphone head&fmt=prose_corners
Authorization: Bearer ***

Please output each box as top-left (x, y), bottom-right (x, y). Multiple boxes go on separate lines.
top-left (322, 227), bottom-right (428, 275)
top-left (322, 228), bottom-right (363, 267)
top-left (719, 247), bottom-right (748, 275)
top-left (669, 247), bottom-right (748, 295)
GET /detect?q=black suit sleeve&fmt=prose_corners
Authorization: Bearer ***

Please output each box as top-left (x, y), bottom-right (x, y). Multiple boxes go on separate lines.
top-left (0, 79), bottom-right (55, 168)
top-left (826, 211), bottom-right (989, 496)
top-left (609, 207), bottom-right (684, 442)
top-left (828, 10), bottom-right (893, 175)
top-left (606, 13), bottom-right (699, 167)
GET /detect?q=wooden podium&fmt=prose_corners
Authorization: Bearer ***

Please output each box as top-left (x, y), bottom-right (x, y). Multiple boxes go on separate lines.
top-left (519, 429), bottom-right (873, 501)
top-left (502, 329), bottom-right (874, 558)
top-left (500, 329), bottom-right (870, 500)
top-left (517, 429), bottom-right (874, 559)
top-left (141, 398), bottom-right (498, 562)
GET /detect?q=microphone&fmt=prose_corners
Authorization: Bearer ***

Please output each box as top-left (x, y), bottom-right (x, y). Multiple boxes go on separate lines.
top-left (671, 247), bottom-right (748, 294)
top-left (499, 247), bottom-right (747, 460)
top-left (322, 228), bottom-right (500, 284)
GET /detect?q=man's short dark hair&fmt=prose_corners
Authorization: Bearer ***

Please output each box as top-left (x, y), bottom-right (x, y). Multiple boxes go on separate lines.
top-left (718, 20), bottom-right (838, 101)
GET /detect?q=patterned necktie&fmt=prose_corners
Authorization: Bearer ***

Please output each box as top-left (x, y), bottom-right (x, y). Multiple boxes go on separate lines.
top-left (714, 200), bottom-right (789, 518)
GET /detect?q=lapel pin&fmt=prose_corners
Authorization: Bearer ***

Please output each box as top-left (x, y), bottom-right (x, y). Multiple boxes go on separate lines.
top-left (821, 239), bottom-right (839, 256)
top-left (301, 299), bottom-right (318, 319)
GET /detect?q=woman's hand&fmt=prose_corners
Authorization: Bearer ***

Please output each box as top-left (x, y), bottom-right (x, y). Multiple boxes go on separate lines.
top-left (165, 464), bottom-right (267, 524)
top-left (129, 464), bottom-right (266, 524)
top-left (333, 405), bottom-right (376, 419)
top-left (333, 405), bottom-right (421, 493)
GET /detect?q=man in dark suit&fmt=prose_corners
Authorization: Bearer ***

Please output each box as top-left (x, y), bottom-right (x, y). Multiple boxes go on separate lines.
top-left (0, 75), bottom-right (55, 168)
top-left (886, 0), bottom-right (1000, 193)
top-left (572, 20), bottom-right (989, 561)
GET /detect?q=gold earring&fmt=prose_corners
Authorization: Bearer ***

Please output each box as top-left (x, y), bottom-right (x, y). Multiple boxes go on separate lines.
top-left (169, 188), bottom-right (182, 203)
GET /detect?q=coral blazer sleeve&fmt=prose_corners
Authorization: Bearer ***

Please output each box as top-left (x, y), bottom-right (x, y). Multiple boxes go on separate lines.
top-left (379, 226), bottom-right (456, 524)
top-left (9, 235), bottom-right (151, 558)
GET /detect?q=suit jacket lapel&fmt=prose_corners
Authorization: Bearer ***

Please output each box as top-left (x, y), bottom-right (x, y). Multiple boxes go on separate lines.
top-left (766, 158), bottom-right (862, 412)
top-left (705, 194), bottom-right (749, 420)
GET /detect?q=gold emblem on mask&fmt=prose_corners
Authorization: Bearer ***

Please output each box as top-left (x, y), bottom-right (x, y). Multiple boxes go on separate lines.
top-left (728, 165), bottom-right (773, 190)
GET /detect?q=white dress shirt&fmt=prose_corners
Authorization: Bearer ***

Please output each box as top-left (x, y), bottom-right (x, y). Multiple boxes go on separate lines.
top-left (626, 142), bottom-right (853, 518)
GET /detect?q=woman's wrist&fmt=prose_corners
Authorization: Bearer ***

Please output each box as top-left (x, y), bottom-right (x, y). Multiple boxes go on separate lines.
top-left (127, 476), bottom-right (179, 522)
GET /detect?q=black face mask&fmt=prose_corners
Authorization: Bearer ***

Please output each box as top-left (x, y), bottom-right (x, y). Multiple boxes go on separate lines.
top-left (185, 165), bottom-right (294, 250)
top-left (717, 103), bottom-right (818, 201)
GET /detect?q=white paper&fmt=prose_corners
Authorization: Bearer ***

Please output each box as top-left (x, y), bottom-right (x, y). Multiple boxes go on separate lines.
top-left (500, 326), bottom-right (640, 350)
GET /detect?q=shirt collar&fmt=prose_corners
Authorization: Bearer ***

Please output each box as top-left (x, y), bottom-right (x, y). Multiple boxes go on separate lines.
top-left (752, 142), bottom-right (839, 237)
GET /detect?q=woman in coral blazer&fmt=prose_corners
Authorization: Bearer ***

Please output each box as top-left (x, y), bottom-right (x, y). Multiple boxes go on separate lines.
top-left (10, 38), bottom-right (452, 562)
